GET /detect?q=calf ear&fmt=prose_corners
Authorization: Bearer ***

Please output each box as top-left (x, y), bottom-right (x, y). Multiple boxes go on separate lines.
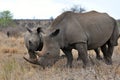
top-left (37, 27), bottom-right (43, 34)
top-left (29, 40), bottom-right (33, 46)
top-left (50, 29), bottom-right (60, 37)
top-left (26, 27), bottom-right (32, 33)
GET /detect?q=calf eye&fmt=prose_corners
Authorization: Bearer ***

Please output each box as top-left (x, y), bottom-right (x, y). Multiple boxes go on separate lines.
top-left (29, 40), bottom-right (33, 46)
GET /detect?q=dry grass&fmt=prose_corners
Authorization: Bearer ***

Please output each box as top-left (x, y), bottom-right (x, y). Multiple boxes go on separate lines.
top-left (0, 32), bottom-right (120, 80)
top-left (0, 32), bottom-right (26, 54)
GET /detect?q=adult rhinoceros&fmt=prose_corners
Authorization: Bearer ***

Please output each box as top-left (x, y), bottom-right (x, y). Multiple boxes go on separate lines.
top-left (24, 11), bottom-right (119, 68)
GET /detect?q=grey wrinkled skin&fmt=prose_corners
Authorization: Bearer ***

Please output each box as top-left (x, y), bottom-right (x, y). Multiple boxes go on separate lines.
top-left (26, 11), bottom-right (119, 68)
top-left (24, 27), bottom-right (43, 60)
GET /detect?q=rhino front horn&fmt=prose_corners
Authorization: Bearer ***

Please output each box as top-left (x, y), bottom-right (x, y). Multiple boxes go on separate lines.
top-left (23, 56), bottom-right (45, 69)
top-left (23, 56), bottom-right (39, 65)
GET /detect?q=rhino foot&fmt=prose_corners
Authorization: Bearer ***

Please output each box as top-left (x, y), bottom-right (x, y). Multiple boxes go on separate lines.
top-left (104, 57), bottom-right (112, 65)
top-left (63, 64), bottom-right (72, 68)
top-left (96, 56), bottom-right (102, 60)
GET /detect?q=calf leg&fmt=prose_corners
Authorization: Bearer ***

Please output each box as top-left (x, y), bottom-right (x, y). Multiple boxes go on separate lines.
top-left (75, 43), bottom-right (90, 68)
top-left (62, 48), bottom-right (73, 68)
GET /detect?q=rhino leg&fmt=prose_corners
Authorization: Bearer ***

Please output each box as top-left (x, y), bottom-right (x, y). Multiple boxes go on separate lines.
top-left (62, 48), bottom-right (73, 68)
top-left (77, 48), bottom-right (102, 61)
top-left (75, 43), bottom-right (91, 68)
top-left (77, 52), bottom-right (82, 61)
top-left (101, 44), bottom-right (107, 62)
top-left (94, 48), bottom-right (102, 60)
top-left (101, 43), bottom-right (111, 65)
top-left (105, 41), bottom-right (114, 65)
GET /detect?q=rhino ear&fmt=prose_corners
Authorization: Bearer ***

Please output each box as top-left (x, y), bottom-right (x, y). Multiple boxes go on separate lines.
top-left (37, 27), bottom-right (44, 34)
top-left (50, 29), bottom-right (60, 37)
top-left (26, 27), bottom-right (32, 33)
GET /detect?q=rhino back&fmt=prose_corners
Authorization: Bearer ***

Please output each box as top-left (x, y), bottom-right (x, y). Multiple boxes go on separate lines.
top-left (78, 11), bottom-right (115, 49)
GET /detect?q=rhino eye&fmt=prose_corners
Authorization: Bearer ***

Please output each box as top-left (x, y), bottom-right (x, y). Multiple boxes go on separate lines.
top-left (46, 52), bottom-right (50, 55)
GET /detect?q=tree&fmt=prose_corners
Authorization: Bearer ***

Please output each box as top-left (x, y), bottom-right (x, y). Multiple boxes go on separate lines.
top-left (63, 5), bottom-right (86, 13)
top-left (0, 10), bottom-right (13, 27)
top-left (50, 16), bottom-right (54, 21)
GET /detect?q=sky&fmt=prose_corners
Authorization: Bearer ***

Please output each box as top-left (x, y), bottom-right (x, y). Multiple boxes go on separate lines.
top-left (0, 0), bottom-right (120, 19)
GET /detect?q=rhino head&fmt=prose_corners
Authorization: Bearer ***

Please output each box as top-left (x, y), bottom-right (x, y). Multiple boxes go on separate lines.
top-left (24, 29), bottom-right (61, 68)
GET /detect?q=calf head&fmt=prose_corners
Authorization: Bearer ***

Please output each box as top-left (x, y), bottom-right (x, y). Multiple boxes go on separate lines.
top-left (24, 27), bottom-right (43, 60)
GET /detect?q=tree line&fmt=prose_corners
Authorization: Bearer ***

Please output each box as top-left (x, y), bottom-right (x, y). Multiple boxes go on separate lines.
top-left (0, 5), bottom-right (85, 28)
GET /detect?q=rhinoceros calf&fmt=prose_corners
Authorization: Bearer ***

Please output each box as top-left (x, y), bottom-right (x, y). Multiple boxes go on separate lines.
top-left (24, 27), bottom-right (43, 62)
top-left (25, 11), bottom-right (119, 68)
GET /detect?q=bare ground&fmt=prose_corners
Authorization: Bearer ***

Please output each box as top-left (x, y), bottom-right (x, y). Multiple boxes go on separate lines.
top-left (0, 32), bottom-right (120, 80)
